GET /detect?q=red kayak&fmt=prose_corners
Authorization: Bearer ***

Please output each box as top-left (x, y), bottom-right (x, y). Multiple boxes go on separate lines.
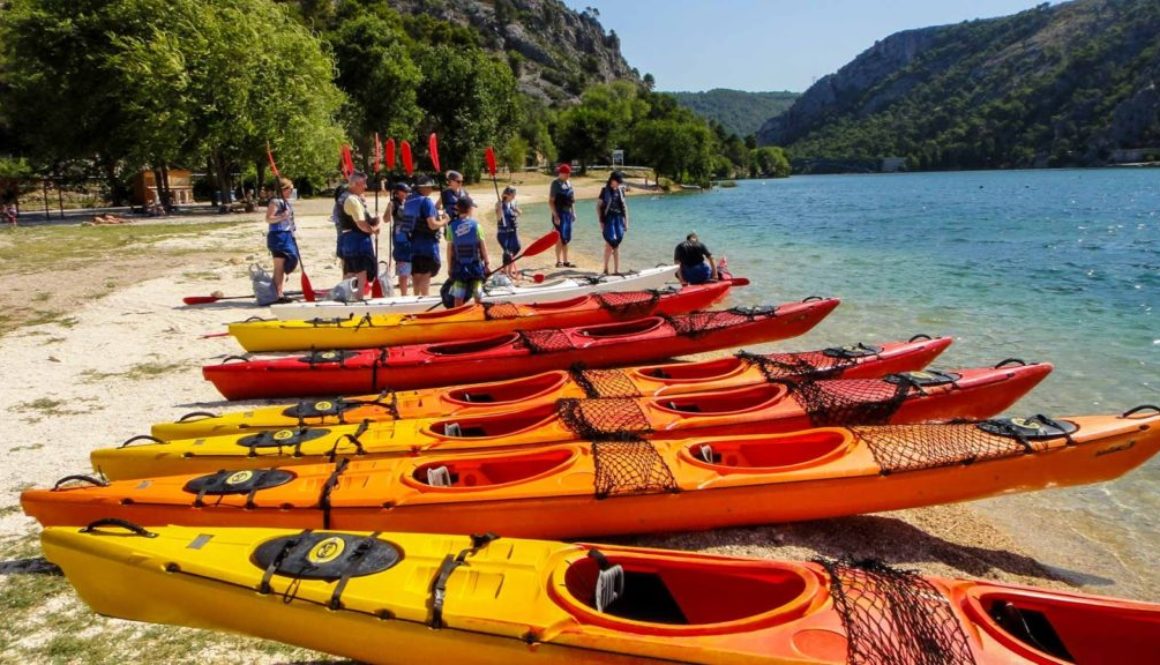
top-left (204, 298), bottom-right (840, 400)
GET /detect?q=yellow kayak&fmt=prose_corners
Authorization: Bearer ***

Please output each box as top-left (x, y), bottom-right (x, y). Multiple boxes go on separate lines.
top-left (43, 523), bottom-right (1160, 664)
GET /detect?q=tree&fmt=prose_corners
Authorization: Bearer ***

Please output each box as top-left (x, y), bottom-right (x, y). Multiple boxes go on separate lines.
top-left (502, 136), bottom-right (529, 176)
top-left (751, 146), bottom-right (791, 178)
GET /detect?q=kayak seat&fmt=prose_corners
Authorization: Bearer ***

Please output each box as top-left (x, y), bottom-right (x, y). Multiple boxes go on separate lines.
top-left (589, 550), bottom-right (686, 624)
top-left (988, 601), bottom-right (1075, 662)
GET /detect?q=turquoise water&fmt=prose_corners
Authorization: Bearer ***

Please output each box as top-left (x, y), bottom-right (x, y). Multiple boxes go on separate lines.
top-left (522, 169), bottom-right (1159, 596)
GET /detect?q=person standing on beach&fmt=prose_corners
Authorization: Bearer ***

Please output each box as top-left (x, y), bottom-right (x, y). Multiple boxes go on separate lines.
top-left (441, 170), bottom-right (469, 223)
top-left (336, 171), bottom-right (382, 297)
top-left (495, 186), bottom-right (521, 279)
top-left (406, 174), bottom-right (447, 296)
top-left (264, 178), bottom-right (299, 303)
top-left (596, 171), bottom-right (629, 275)
top-left (330, 178), bottom-right (350, 261)
top-left (549, 163), bottom-right (576, 267)
top-left (673, 232), bottom-right (718, 285)
top-left (386, 182), bottom-right (412, 294)
top-left (446, 196), bottom-right (491, 306)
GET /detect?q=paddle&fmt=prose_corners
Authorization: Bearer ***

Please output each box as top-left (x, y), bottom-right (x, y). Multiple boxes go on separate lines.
top-left (184, 289), bottom-right (325, 306)
top-left (421, 229), bottom-right (559, 312)
top-left (371, 134), bottom-right (384, 298)
top-left (428, 132), bottom-right (441, 174)
top-left (340, 144), bottom-right (355, 179)
top-left (267, 143), bottom-right (315, 301)
top-left (384, 137), bottom-right (398, 292)
top-left (401, 140), bottom-right (413, 177)
top-left (484, 146), bottom-right (501, 202)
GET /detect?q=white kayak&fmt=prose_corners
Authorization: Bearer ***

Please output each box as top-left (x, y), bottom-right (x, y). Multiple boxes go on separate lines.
top-left (269, 265), bottom-right (681, 320)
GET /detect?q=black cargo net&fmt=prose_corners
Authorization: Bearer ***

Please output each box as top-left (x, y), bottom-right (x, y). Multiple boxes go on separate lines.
top-left (591, 440), bottom-right (678, 499)
top-left (569, 365), bottom-right (642, 399)
top-left (593, 290), bottom-right (661, 318)
top-left (737, 350), bottom-right (860, 382)
top-left (517, 328), bottom-right (574, 354)
top-left (851, 422), bottom-right (1050, 474)
top-left (817, 557), bottom-right (976, 665)
top-left (557, 398), bottom-right (653, 441)
top-left (663, 306), bottom-right (773, 339)
top-left (790, 377), bottom-right (919, 427)
top-left (483, 302), bottom-right (522, 320)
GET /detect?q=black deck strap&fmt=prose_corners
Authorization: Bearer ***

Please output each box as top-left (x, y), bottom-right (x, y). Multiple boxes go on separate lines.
top-left (52, 474), bottom-right (108, 490)
top-left (1122, 404), bottom-right (1160, 418)
top-left (327, 419), bottom-right (370, 462)
top-left (994, 358), bottom-right (1027, 368)
top-left (318, 458), bottom-right (351, 529)
top-left (119, 434), bottom-right (166, 449)
top-left (193, 470), bottom-right (222, 508)
top-left (587, 548), bottom-right (613, 571)
top-left (345, 389), bottom-right (400, 420)
top-left (80, 518), bottom-right (156, 538)
top-left (177, 411), bottom-right (218, 422)
top-left (259, 530), bottom-right (313, 595)
top-left (244, 469), bottom-right (274, 509)
top-left (429, 532), bottom-right (500, 629)
top-left (328, 531), bottom-right (382, 610)
top-left (353, 313), bottom-right (375, 330)
top-left (908, 333), bottom-right (933, 342)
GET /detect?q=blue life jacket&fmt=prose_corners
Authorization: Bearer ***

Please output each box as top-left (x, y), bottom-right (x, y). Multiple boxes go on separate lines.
top-left (336, 190), bottom-right (371, 236)
top-left (498, 201), bottom-right (518, 233)
top-left (441, 188), bottom-right (462, 222)
top-left (269, 198), bottom-right (295, 233)
top-left (449, 218), bottom-right (484, 280)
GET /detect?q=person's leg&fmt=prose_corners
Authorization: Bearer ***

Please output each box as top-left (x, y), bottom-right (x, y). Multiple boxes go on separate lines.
top-left (395, 261), bottom-right (411, 296)
top-left (471, 279), bottom-right (484, 304)
top-left (602, 243), bottom-right (612, 274)
top-left (451, 280), bottom-right (467, 308)
top-left (413, 273), bottom-right (431, 296)
top-left (272, 256), bottom-right (287, 297)
top-left (613, 246), bottom-right (620, 274)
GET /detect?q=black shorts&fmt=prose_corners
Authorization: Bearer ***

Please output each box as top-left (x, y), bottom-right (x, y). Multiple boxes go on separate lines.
top-left (342, 254), bottom-right (378, 279)
top-left (411, 255), bottom-right (441, 277)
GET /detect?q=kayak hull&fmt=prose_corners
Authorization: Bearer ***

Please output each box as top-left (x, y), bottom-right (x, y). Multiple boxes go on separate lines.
top-left (204, 299), bottom-right (841, 400)
top-left (42, 523), bottom-right (1160, 664)
top-left (153, 335), bottom-right (953, 440)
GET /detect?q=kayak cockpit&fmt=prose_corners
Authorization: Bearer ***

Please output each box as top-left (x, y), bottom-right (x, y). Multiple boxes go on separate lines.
top-left (426, 334), bottom-right (520, 356)
top-left (409, 304), bottom-right (476, 320)
top-left (683, 431), bottom-right (849, 470)
top-left (408, 449), bottom-right (576, 490)
top-left (555, 550), bottom-right (818, 635)
top-left (578, 318), bottom-right (665, 339)
top-left (525, 295), bottom-right (589, 311)
top-left (652, 383), bottom-right (787, 414)
top-left (963, 585), bottom-right (1160, 664)
top-left (638, 357), bottom-right (749, 382)
top-left (427, 404), bottom-right (558, 439)
top-left (443, 373), bottom-right (569, 406)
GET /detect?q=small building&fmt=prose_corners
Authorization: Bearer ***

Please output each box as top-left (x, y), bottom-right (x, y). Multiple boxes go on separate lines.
top-left (132, 169), bottom-right (194, 206)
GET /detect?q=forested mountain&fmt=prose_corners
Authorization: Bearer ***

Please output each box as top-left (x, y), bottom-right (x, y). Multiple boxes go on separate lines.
top-left (757, 0), bottom-right (1160, 169)
top-left (282, 0), bottom-right (638, 105)
top-left (670, 89), bottom-right (799, 138)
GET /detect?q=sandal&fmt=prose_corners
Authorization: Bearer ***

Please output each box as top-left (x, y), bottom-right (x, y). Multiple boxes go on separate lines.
top-left (275, 296), bottom-right (295, 304)
top-left (563, 261), bottom-right (576, 268)
top-left (555, 262), bottom-right (564, 268)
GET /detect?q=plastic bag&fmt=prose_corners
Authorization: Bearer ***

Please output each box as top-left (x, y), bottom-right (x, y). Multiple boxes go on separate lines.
top-left (250, 264), bottom-right (278, 306)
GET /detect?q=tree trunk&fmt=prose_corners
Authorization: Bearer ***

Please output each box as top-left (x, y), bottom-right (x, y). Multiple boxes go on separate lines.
top-left (160, 164), bottom-right (172, 211)
top-left (213, 150), bottom-right (231, 214)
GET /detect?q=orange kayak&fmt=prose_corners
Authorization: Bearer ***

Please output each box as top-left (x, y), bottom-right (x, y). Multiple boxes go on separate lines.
top-left (30, 409), bottom-right (1157, 536)
top-left (228, 282), bottom-right (736, 352)
top-left (42, 522), bottom-right (1160, 663)
top-left (154, 334), bottom-right (953, 440)
top-left (91, 362), bottom-right (1052, 481)
top-left (202, 298), bottom-right (841, 400)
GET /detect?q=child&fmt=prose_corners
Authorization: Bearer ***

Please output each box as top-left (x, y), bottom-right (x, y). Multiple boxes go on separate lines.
top-left (446, 196), bottom-right (490, 306)
top-left (264, 178), bottom-right (299, 303)
top-left (596, 171), bottom-right (628, 274)
top-left (495, 186), bottom-right (521, 279)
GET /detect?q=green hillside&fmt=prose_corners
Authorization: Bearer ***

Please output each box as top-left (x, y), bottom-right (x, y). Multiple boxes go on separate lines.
top-left (670, 89), bottom-right (798, 138)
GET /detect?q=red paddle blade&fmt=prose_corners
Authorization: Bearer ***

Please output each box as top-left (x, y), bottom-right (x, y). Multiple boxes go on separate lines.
top-left (428, 133), bottom-right (440, 173)
top-left (385, 137), bottom-right (396, 170)
top-left (183, 295), bottom-right (220, 305)
top-left (484, 146), bottom-right (497, 176)
top-left (341, 144), bottom-right (355, 178)
top-left (521, 230), bottom-right (560, 259)
top-left (301, 270), bottom-right (315, 302)
top-left (401, 140), bottom-right (413, 175)
top-left (374, 133), bottom-right (382, 173)
top-left (265, 142), bottom-right (281, 179)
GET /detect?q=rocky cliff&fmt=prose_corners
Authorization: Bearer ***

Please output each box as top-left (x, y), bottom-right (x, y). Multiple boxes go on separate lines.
top-left (388, 0), bottom-right (638, 105)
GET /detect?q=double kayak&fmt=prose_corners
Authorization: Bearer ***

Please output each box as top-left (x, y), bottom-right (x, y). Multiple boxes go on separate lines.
top-left (269, 265), bottom-right (681, 320)
top-left (230, 282), bottom-right (736, 353)
top-left (154, 335), bottom-right (953, 440)
top-left (94, 362), bottom-right (1052, 480)
top-left (36, 409), bottom-right (1160, 536)
top-left (204, 298), bottom-right (842, 400)
top-left (42, 522), bottom-right (1160, 664)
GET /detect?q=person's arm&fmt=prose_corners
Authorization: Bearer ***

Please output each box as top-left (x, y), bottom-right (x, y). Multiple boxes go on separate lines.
top-left (265, 200), bottom-right (284, 225)
top-left (707, 252), bottom-right (718, 280)
top-left (446, 232), bottom-right (454, 271)
top-left (623, 193), bottom-right (629, 229)
top-left (478, 227), bottom-right (490, 270)
top-left (596, 195), bottom-right (605, 225)
top-left (345, 196), bottom-right (376, 234)
top-left (495, 201), bottom-right (503, 226)
top-left (424, 199), bottom-right (446, 231)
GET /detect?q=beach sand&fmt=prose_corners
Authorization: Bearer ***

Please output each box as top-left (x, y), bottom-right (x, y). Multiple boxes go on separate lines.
top-left (0, 178), bottom-right (1125, 662)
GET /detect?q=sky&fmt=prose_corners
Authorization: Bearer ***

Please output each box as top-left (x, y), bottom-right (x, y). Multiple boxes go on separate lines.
top-left (562, 0), bottom-right (1059, 92)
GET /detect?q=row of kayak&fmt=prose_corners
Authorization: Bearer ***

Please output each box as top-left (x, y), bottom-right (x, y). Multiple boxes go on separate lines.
top-left (33, 269), bottom-right (1160, 663)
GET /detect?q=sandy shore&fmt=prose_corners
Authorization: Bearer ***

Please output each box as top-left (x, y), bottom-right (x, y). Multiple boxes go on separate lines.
top-left (0, 180), bottom-right (1135, 662)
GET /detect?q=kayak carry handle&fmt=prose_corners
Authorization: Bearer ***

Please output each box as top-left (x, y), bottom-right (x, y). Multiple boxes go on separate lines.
top-left (994, 358), bottom-right (1028, 368)
top-left (220, 355), bottom-right (251, 364)
top-left (52, 474), bottom-right (109, 490)
top-left (119, 434), bottom-right (166, 449)
top-left (80, 518), bottom-right (157, 538)
top-left (243, 316), bottom-right (272, 323)
top-left (801, 295), bottom-right (824, 302)
top-left (177, 411), bottom-right (218, 422)
top-left (1121, 405), bottom-right (1160, 418)
top-left (908, 334), bottom-right (933, 342)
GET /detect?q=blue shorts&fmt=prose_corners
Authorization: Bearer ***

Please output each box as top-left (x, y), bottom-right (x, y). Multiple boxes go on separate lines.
top-left (497, 231), bottom-right (521, 262)
top-left (340, 231), bottom-right (374, 258)
top-left (392, 232), bottom-right (412, 263)
top-left (395, 261), bottom-right (412, 277)
top-left (267, 231), bottom-right (299, 273)
top-left (555, 211), bottom-right (574, 245)
top-left (680, 263), bottom-right (712, 285)
top-left (602, 214), bottom-right (626, 249)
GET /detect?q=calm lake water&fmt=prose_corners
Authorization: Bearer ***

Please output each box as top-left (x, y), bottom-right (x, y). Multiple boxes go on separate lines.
top-left (522, 168), bottom-right (1159, 596)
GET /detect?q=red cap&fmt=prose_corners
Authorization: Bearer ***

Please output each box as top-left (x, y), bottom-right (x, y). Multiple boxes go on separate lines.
top-left (557, 163), bottom-right (572, 174)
